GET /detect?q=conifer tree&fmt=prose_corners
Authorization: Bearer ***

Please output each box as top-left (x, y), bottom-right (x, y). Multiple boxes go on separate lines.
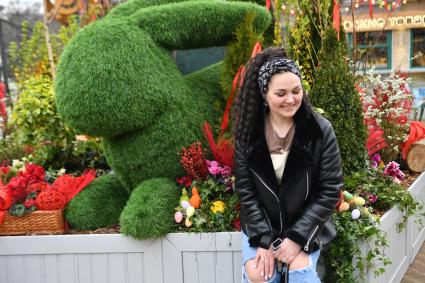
top-left (309, 28), bottom-right (367, 175)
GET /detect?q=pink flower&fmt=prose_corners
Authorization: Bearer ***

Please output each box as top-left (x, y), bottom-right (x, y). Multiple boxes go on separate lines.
top-left (383, 161), bottom-right (404, 181)
top-left (368, 194), bottom-right (378, 203)
top-left (207, 160), bottom-right (220, 175)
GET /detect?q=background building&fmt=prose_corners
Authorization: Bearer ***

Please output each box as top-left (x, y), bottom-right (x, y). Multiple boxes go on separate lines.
top-left (341, 0), bottom-right (425, 107)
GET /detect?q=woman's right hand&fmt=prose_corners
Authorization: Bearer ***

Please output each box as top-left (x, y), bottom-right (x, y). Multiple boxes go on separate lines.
top-left (252, 247), bottom-right (275, 281)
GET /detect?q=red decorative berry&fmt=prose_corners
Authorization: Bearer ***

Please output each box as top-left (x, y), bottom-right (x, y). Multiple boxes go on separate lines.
top-left (35, 189), bottom-right (66, 210)
top-left (179, 142), bottom-right (207, 180)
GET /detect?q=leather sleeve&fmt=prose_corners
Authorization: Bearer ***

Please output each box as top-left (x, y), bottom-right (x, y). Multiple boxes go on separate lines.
top-left (283, 122), bottom-right (343, 251)
top-left (235, 141), bottom-right (277, 249)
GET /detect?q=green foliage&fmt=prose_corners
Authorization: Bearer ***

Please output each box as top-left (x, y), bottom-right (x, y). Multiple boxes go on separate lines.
top-left (9, 76), bottom-right (75, 168)
top-left (309, 28), bottom-right (367, 175)
top-left (221, 12), bottom-right (262, 99)
top-left (283, 0), bottom-right (333, 86)
top-left (120, 178), bottom-right (179, 239)
top-left (323, 212), bottom-right (390, 283)
top-left (8, 17), bottom-right (79, 89)
top-left (344, 170), bottom-right (425, 231)
top-left (65, 174), bottom-right (129, 230)
top-left (70, 139), bottom-right (109, 173)
top-left (324, 169), bottom-right (425, 282)
top-left (0, 135), bottom-right (26, 164)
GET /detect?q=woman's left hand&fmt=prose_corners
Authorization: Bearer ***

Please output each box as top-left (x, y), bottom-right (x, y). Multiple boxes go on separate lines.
top-left (273, 238), bottom-right (301, 265)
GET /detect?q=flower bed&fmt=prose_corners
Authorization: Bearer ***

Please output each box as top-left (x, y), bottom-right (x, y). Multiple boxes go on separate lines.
top-left (0, 173), bottom-right (423, 283)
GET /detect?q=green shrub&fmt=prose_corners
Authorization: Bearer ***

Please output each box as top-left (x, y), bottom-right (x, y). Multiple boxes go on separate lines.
top-left (10, 76), bottom-right (76, 168)
top-left (220, 12), bottom-right (262, 100)
top-left (309, 29), bottom-right (367, 175)
top-left (8, 17), bottom-right (79, 88)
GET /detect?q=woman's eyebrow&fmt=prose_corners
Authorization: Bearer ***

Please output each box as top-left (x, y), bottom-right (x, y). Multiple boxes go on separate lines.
top-left (274, 85), bottom-right (302, 92)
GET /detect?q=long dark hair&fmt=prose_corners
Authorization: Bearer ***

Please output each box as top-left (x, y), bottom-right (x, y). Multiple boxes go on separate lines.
top-left (232, 47), bottom-right (314, 151)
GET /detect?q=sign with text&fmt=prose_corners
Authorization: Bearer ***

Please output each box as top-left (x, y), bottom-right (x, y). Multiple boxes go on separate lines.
top-left (343, 14), bottom-right (425, 32)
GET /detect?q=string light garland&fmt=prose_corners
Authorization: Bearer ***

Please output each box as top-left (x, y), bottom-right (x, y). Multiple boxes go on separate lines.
top-left (341, 0), bottom-right (408, 13)
top-left (281, 0), bottom-right (408, 17)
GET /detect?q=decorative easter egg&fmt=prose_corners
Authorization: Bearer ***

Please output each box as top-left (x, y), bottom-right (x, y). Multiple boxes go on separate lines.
top-left (353, 197), bottom-right (365, 206)
top-left (361, 207), bottom-right (370, 216)
top-left (189, 187), bottom-right (202, 209)
top-left (181, 200), bottom-right (190, 209)
top-left (343, 191), bottom-right (353, 201)
top-left (351, 209), bottom-right (361, 219)
top-left (185, 217), bottom-right (192, 227)
top-left (174, 211), bottom-right (183, 223)
top-left (186, 206), bottom-right (195, 217)
top-left (338, 201), bottom-right (350, 212)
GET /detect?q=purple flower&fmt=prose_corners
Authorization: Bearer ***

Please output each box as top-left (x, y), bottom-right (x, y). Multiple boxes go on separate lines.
top-left (372, 154), bottom-right (381, 163)
top-left (219, 166), bottom-right (232, 178)
top-left (370, 154), bottom-right (381, 168)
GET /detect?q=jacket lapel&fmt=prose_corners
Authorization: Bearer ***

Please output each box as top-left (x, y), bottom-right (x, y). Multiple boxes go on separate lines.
top-left (248, 137), bottom-right (279, 191)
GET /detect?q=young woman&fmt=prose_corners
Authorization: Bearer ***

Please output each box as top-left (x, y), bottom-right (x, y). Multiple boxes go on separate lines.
top-left (233, 47), bottom-right (343, 283)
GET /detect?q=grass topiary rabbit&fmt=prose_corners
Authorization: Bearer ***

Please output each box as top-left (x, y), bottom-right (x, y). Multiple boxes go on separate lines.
top-left (55, 0), bottom-right (271, 239)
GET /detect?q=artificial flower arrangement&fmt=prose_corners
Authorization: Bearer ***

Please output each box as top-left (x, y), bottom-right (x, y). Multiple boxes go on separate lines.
top-left (174, 142), bottom-right (240, 232)
top-left (335, 154), bottom-right (419, 222)
top-left (325, 154), bottom-right (425, 282)
top-left (0, 158), bottom-right (96, 230)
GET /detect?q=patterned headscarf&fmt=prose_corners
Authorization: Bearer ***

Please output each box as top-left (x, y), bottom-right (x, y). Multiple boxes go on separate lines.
top-left (258, 57), bottom-right (302, 99)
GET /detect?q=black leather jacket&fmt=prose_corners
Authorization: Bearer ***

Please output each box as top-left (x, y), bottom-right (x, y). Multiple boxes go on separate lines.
top-left (235, 105), bottom-right (343, 253)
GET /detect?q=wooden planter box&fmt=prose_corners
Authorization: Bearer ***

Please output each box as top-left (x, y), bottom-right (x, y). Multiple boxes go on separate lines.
top-left (0, 173), bottom-right (424, 283)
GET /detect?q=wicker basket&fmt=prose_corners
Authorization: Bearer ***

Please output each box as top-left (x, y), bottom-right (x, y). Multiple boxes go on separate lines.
top-left (0, 210), bottom-right (65, 235)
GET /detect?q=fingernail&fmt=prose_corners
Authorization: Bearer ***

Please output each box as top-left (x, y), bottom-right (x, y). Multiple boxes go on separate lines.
top-left (254, 265), bottom-right (257, 269)
top-left (269, 274), bottom-right (272, 278)
top-left (265, 275), bottom-right (268, 280)
top-left (261, 272), bottom-right (264, 276)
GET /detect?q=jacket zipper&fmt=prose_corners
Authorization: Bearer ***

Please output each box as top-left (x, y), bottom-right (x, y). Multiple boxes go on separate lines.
top-left (304, 224), bottom-right (319, 252)
top-left (250, 169), bottom-right (283, 234)
top-left (263, 209), bottom-right (272, 230)
top-left (305, 171), bottom-right (309, 200)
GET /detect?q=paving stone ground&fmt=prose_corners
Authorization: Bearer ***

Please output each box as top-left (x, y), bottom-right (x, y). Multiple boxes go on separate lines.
top-left (401, 242), bottom-right (425, 283)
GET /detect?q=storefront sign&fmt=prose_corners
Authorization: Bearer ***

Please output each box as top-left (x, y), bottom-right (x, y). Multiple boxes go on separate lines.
top-left (343, 14), bottom-right (425, 32)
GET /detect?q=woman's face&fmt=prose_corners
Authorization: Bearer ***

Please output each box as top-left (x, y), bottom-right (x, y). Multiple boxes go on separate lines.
top-left (265, 72), bottom-right (303, 120)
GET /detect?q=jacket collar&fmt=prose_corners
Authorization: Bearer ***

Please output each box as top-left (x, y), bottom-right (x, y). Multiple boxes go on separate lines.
top-left (247, 103), bottom-right (322, 190)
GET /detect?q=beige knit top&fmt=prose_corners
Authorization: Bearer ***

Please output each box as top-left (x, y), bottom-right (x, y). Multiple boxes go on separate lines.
top-left (265, 114), bottom-right (295, 184)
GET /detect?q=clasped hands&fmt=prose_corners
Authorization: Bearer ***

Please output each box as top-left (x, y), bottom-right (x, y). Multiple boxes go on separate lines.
top-left (252, 238), bottom-right (302, 281)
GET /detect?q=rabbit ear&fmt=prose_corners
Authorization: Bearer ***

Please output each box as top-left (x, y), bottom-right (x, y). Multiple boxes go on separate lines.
top-left (129, 0), bottom-right (271, 50)
top-left (106, 0), bottom-right (192, 19)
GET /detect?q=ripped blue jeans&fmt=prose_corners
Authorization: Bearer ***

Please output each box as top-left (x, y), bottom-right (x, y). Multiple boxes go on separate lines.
top-left (241, 233), bottom-right (321, 283)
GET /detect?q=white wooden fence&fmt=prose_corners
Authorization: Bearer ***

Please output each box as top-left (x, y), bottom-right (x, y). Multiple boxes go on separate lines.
top-left (0, 172), bottom-right (424, 283)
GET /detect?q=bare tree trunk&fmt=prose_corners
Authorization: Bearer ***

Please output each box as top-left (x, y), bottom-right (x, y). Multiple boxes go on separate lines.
top-left (351, 0), bottom-right (357, 72)
top-left (42, 1), bottom-right (56, 81)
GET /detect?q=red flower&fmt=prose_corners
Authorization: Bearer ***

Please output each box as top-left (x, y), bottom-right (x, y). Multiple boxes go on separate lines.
top-left (0, 166), bottom-right (10, 175)
top-left (26, 182), bottom-right (50, 194)
top-left (176, 176), bottom-right (193, 188)
top-left (23, 199), bottom-right (37, 208)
